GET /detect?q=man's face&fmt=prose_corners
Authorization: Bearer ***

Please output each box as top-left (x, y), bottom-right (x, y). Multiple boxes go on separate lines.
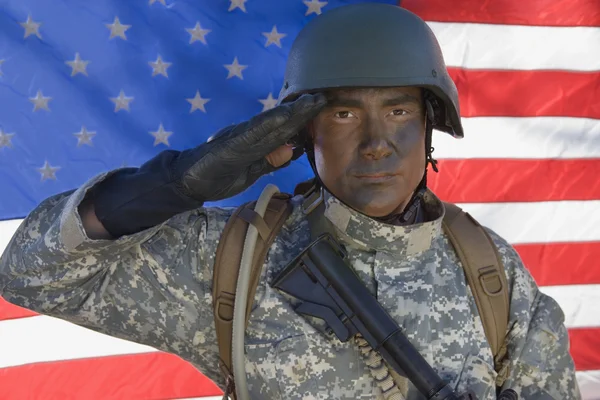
top-left (309, 86), bottom-right (426, 217)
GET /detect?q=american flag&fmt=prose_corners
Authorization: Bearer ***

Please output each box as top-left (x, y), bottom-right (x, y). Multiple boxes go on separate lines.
top-left (0, 0), bottom-right (598, 398)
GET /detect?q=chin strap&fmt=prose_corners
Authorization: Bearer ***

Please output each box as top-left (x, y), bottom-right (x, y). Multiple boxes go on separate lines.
top-left (392, 91), bottom-right (439, 224)
top-left (424, 91), bottom-right (439, 174)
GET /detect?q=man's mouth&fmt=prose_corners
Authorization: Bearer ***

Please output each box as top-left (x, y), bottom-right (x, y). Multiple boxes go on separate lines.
top-left (354, 173), bottom-right (398, 183)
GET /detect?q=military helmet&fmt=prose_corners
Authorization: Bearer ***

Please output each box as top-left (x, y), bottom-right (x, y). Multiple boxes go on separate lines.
top-left (278, 3), bottom-right (463, 138)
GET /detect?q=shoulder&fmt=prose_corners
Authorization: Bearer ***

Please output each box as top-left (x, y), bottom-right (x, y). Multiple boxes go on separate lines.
top-left (482, 226), bottom-right (526, 278)
top-left (482, 226), bottom-right (536, 292)
top-left (481, 226), bottom-right (561, 323)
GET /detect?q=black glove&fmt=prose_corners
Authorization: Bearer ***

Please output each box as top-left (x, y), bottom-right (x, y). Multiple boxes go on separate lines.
top-left (90, 93), bottom-right (326, 238)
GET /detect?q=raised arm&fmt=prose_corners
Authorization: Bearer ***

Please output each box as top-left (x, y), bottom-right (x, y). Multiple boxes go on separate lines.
top-left (0, 94), bottom-right (324, 387)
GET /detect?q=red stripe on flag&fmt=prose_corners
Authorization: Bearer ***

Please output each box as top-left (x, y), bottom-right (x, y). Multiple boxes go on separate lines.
top-left (0, 297), bottom-right (37, 321)
top-left (515, 242), bottom-right (600, 287)
top-left (401, 0), bottom-right (600, 27)
top-left (0, 352), bottom-right (222, 400)
top-left (448, 69), bottom-right (600, 119)
top-left (569, 328), bottom-right (600, 371)
top-left (429, 159), bottom-right (600, 203)
top-left (0, 329), bottom-right (596, 397)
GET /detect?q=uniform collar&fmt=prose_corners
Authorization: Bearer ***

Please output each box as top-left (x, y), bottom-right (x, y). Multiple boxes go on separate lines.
top-left (322, 189), bottom-right (445, 255)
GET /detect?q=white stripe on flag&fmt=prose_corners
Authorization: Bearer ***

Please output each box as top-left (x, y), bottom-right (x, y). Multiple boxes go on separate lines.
top-left (540, 285), bottom-right (600, 329)
top-left (577, 370), bottom-right (600, 400)
top-left (0, 219), bottom-right (23, 256)
top-left (0, 315), bottom-right (157, 369)
top-left (433, 117), bottom-right (600, 159)
top-left (428, 22), bottom-right (600, 71)
top-left (1, 284), bottom-right (596, 369)
top-left (458, 200), bottom-right (600, 244)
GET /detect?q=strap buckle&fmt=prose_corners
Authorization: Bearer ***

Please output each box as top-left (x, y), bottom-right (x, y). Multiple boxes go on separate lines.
top-left (301, 184), bottom-right (323, 215)
top-left (215, 292), bottom-right (235, 322)
top-left (478, 265), bottom-right (504, 297)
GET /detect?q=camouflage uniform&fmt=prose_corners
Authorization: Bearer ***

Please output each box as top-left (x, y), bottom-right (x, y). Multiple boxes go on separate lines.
top-left (0, 170), bottom-right (581, 399)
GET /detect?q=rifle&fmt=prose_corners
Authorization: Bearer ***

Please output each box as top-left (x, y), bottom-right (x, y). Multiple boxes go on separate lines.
top-left (272, 234), bottom-right (518, 400)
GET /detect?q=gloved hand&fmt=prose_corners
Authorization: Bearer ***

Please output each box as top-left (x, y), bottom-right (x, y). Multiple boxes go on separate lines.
top-left (173, 93), bottom-right (325, 202)
top-left (91, 93), bottom-right (326, 237)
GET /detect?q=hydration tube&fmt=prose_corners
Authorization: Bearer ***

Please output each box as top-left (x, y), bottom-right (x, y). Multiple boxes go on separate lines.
top-left (231, 184), bottom-right (281, 400)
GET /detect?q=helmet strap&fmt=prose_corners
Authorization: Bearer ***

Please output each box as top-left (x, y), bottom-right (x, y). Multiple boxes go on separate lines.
top-left (424, 93), bottom-right (439, 174)
top-left (393, 93), bottom-right (441, 223)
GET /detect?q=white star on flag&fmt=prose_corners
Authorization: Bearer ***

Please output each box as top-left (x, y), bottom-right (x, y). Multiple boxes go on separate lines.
top-left (0, 129), bottom-right (15, 149)
top-left (149, 0), bottom-right (166, 5)
top-left (73, 126), bottom-right (96, 147)
top-left (304, 0), bottom-right (327, 16)
top-left (37, 160), bottom-right (61, 181)
top-left (224, 57), bottom-right (248, 80)
top-left (186, 22), bottom-right (211, 45)
top-left (258, 93), bottom-right (278, 111)
top-left (263, 26), bottom-right (287, 48)
top-left (0, 59), bottom-right (4, 77)
top-left (29, 90), bottom-right (52, 112)
top-left (149, 55), bottom-right (172, 77)
top-left (110, 90), bottom-right (134, 112)
top-left (65, 53), bottom-right (90, 77)
top-left (20, 15), bottom-right (42, 39)
top-left (106, 17), bottom-right (131, 40)
top-left (187, 91), bottom-right (211, 113)
top-left (150, 124), bottom-right (173, 147)
top-left (228, 0), bottom-right (247, 12)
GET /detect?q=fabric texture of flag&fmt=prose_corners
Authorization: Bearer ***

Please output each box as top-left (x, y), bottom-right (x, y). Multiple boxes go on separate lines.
top-left (0, 0), bottom-right (599, 398)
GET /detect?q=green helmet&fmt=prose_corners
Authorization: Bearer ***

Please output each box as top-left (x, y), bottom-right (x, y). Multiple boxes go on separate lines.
top-left (278, 3), bottom-right (463, 138)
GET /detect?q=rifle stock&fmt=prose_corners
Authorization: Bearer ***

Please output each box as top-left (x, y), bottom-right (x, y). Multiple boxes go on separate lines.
top-left (273, 234), bottom-right (517, 400)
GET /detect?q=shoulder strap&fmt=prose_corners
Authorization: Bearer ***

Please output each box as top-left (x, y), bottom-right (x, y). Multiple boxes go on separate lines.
top-left (212, 194), bottom-right (293, 393)
top-left (441, 202), bottom-right (509, 372)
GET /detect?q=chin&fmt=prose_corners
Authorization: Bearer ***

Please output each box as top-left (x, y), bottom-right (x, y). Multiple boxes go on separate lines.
top-left (328, 181), bottom-right (405, 216)
top-left (352, 189), bottom-right (408, 218)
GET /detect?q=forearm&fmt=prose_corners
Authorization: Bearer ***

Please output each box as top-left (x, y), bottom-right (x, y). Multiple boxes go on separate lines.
top-left (89, 153), bottom-right (203, 238)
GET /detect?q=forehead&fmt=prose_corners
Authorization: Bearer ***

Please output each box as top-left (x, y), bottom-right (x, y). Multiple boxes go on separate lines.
top-left (324, 86), bottom-right (422, 101)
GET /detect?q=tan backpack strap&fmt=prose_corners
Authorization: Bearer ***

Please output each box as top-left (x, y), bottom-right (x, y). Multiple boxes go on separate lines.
top-left (212, 193), bottom-right (293, 393)
top-left (442, 202), bottom-right (510, 373)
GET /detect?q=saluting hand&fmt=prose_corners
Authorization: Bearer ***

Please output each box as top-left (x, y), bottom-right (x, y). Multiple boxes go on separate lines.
top-left (172, 93), bottom-right (326, 202)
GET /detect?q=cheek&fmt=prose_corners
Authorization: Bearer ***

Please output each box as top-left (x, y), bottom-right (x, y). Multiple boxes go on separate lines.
top-left (391, 120), bottom-right (425, 151)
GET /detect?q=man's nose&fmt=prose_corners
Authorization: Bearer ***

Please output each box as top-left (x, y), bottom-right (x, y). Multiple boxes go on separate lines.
top-left (359, 119), bottom-right (393, 160)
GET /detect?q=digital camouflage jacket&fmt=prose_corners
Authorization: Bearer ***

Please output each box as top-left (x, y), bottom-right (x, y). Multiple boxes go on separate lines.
top-left (0, 170), bottom-right (581, 399)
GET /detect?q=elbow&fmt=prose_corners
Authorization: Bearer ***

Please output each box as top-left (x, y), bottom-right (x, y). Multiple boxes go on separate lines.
top-left (0, 245), bottom-right (18, 296)
top-left (0, 251), bottom-right (24, 305)
top-left (0, 240), bottom-right (35, 308)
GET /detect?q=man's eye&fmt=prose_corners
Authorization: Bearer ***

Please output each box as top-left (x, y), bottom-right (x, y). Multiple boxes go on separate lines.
top-left (392, 109), bottom-right (408, 116)
top-left (334, 111), bottom-right (353, 119)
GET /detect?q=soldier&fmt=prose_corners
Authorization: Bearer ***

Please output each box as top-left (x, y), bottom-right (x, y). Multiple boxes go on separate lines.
top-left (0, 3), bottom-right (581, 400)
